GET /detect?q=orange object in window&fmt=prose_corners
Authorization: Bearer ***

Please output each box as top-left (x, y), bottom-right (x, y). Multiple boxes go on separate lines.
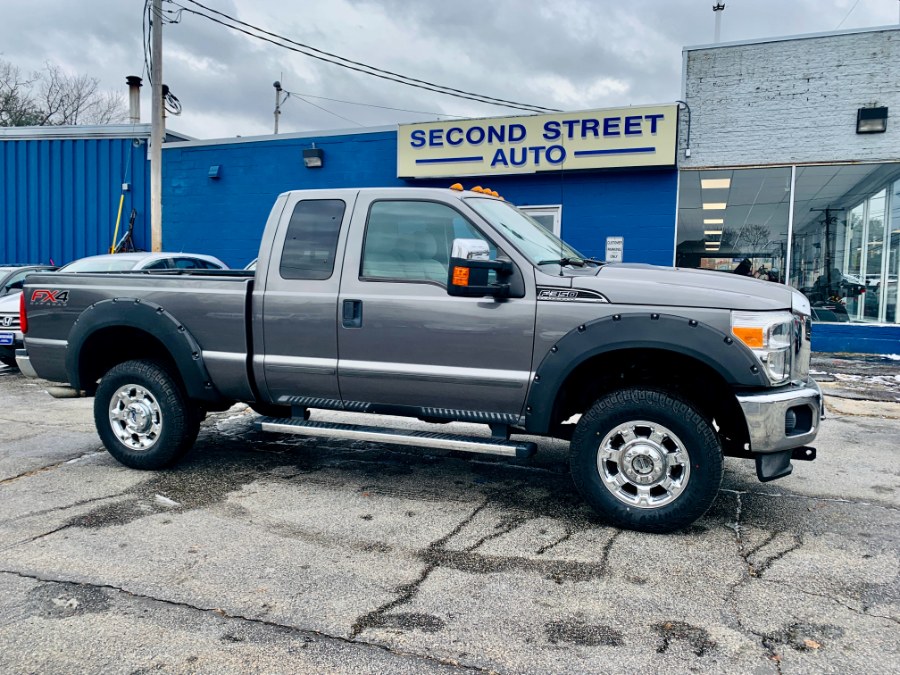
top-left (452, 266), bottom-right (470, 286)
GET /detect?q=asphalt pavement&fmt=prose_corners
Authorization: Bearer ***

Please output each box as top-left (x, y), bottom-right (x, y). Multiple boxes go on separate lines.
top-left (0, 362), bottom-right (898, 674)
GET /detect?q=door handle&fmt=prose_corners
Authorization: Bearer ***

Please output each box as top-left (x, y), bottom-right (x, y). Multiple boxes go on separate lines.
top-left (342, 299), bottom-right (363, 328)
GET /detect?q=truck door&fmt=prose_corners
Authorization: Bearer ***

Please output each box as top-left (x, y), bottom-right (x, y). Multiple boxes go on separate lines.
top-left (337, 196), bottom-right (536, 420)
top-left (258, 190), bottom-right (357, 406)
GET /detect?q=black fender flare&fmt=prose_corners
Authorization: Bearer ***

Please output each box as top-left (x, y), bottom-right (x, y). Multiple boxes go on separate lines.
top-left (523, 312), bottom-right (768, 433)
top-left (65, 297), bottom-right (222, 403)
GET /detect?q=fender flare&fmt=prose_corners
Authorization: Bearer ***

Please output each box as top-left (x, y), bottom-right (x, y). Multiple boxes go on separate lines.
top-left (523, 312), bottom-right (768, 433)
top-left (65, 297), bottom-right (222, 403)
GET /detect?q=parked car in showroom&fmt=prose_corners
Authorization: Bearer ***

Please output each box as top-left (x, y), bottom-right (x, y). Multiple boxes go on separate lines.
top-left (1, 253), bottom-right (227, 368)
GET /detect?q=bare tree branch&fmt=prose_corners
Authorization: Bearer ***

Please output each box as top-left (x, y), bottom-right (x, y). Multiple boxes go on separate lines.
top-left (0, 58), bottom-right (127, 127)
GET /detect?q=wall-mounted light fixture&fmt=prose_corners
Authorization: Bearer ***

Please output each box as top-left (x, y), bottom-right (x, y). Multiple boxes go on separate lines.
top-left (856, 107), bottom-right (888, 134)
top-left (208, 165), bottom-right (221, 179)
top-left (303, 147), bottom-right (324, 168)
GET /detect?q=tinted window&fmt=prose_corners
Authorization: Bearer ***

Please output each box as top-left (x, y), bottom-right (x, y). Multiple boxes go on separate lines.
top-left (361, 201), bottom-right (492, 284)
top-left (143, 259), bottom-right (170, 270)
top-left (279, 199), bottom-right (346, 280)
top-left (173, 258), bottom-right (202, 269)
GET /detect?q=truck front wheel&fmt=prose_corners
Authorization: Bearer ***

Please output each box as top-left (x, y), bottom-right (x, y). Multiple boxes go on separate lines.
top-left (94, 359), bottom-right (200, 470)
top-left (570, 388), bottom-right (723, 534)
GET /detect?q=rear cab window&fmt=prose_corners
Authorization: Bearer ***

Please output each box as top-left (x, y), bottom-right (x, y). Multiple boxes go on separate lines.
top-left (279, 200), bottom-right (347, 280)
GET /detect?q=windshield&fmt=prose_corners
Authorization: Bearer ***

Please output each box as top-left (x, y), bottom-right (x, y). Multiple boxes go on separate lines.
top-left (465, 198), bottom-right (585, 266)
top-left (59, 258), bottom-right (141, 272)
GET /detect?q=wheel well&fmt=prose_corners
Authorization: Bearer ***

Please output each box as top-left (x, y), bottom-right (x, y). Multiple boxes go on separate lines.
top-left (78, 327), bottom-right (178, 393)
top-left (550, 348), bottom-right (750, 451)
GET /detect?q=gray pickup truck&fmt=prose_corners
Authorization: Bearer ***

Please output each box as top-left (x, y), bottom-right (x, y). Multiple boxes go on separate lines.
top-left (17, 187), bottom-right (822, 533)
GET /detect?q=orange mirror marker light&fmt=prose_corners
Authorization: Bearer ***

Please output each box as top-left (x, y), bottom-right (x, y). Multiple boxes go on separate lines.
top-left (449, 183), bottom-right (463, 191)
top-left (452, 266), bottom-right (470, 286)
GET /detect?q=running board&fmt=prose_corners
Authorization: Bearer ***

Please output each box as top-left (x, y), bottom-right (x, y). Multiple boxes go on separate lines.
top-left (257, 418), bottom-right (536, 458)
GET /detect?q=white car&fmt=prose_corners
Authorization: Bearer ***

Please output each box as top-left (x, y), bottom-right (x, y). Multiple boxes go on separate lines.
top-left (0, 252), bottom-right (227, 368)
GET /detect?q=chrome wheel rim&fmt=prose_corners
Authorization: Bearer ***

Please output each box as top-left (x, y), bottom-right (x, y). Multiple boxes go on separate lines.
top-left (108, 384), bottom-right (163, 451)
top-left (596, 420), bottom-right (691, 509)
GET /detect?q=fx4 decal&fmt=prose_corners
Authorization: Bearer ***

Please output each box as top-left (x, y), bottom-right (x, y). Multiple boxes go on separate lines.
top-left (31, 289), bottom-right (69, 305)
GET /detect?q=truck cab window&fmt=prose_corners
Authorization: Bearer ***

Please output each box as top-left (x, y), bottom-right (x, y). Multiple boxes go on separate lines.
top-left (280, 199), bottom-right (346, 280)
top-left (362, 201), bottom-right (494, 284)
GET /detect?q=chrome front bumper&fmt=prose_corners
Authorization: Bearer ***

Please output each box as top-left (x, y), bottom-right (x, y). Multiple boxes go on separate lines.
top-left (736, 379), bottom-right (823, 454)
top-left (15, 349), bottom-right (38, 379)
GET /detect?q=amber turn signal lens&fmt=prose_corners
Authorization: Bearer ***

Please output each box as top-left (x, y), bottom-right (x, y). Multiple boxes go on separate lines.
top-left (732, 326), bottom-right (764, 348)
top-left (452, 266), bottom-right (470, 286)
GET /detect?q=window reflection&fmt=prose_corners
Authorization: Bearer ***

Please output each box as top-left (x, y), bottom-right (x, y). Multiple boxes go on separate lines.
top-left (677, 163), bottom-right (900, 324)
top-left (676, 168), bottom-right (790, 282)
top-left (790, 164), bottom-right (900, 323)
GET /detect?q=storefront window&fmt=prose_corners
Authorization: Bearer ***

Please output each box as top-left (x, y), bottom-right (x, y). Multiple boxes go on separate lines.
top-left (790, 163), bottom-right (900, 323)
top-left (676, 168), bottom-right (791, 281)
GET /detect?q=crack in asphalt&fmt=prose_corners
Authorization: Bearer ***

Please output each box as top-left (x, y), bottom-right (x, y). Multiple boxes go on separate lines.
top-left (0, 523), bottom-right (74, 554)
top-left (349, 500), bottom-right (489, 640)
top-left (760, 578), bottom-right (900, 627)
top-left (720, 487), bottom-right (900, 513)
top-left (535, 528), bottom-right (573, 556)
top-left (0, 450), bottom-right (105, 486)
top-left (0, 569), bottom-right (488, 673)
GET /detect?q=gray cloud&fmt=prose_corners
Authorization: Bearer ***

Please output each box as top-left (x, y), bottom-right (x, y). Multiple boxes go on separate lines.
top-left (1, 0), bottom-right (896, 138)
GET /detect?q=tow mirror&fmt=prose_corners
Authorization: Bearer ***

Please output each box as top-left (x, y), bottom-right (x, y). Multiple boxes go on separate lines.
top-left (447, 238), bottom-right (512, 298)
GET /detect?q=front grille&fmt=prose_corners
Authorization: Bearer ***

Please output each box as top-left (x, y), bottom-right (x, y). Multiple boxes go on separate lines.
top-left (0, 315), bottom-right (19, 330)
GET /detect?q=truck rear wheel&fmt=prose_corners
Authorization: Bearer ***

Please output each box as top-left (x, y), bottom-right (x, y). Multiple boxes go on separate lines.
top-left (94, 359), bottom-right (200, 470)
top-left (570, 388), bottom-right (723, 534)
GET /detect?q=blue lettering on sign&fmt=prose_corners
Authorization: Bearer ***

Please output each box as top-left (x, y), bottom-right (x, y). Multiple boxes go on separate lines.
top-left (543, 120), bottom-right (561, 141)
top-left (603, 117), bottom-right (621, 136)
top-left (509, 147), bottom-right (528, 166)
top-left (446, 127), bottom-right (464, 145)
top-left (581, 119), bottom-right (600, 138)
top-left (410, 129), bottom-right (426, 148)
top-left (645, 113), bottom-right (664, 133)
top-left (562, 120), bottom-right (578, 139)
top-left (429, 129), bottom-right (444, 146)
top-left (509, 123), bottom-right (526, 143)
top-left (466, 126), bottom-right (486, 145)
top-left (624, 115), bottom-right (642, 135)
top-left (546, 145), bottom-right (566, 164)
top-left (491, 148), bottom-right (508, 167)
top-left (529, 146), bottom-right (545, 164)
top-left (487, 126), bottom-right (505, 143)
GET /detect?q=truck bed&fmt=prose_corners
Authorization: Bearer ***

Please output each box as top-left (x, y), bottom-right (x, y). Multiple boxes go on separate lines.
top-left (23, 271), bottom-right (255, 400)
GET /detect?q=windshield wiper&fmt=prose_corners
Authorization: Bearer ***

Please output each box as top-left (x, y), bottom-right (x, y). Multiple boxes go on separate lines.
top-left (537, 257), bottom-right (586, 267)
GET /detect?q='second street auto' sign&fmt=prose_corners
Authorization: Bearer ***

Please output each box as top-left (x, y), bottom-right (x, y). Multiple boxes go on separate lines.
top-left (397, 104), bottom-right (678, 178)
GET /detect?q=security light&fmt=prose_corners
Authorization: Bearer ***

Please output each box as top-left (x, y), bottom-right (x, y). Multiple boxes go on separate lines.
top-left (703, 202), bottom-right (727, 210)
top-left (303, 147), bottom-right (325, 168)
top-left (856, 107), bottom-right (887, 134)
top-left (701, 178), bottom-right (731, 189)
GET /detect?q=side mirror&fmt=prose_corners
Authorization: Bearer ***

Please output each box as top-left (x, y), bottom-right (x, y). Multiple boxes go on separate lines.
top-left (447, 238), bottom-right (512, 298)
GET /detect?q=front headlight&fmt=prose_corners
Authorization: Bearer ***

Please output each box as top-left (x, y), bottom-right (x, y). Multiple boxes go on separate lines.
top-left (731, 310), bottom-right (793, 385)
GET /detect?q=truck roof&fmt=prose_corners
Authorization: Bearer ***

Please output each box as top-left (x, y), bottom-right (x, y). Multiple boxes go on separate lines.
top-left (277, 186), bottom-right (504, 201)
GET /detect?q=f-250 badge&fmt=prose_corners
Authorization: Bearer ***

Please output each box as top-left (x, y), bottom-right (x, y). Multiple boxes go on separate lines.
top-left (31, 289), bottom-right (69, 305)
top-left (537, 287), bottom-right (608, 303)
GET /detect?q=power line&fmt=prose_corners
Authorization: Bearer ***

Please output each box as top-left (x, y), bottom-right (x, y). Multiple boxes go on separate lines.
top-left (286, 92), bottom-right (468, 119)
top-left (836, 0), bottom-right (862, 28)
top-left (167, 0), bottom-right (560, 114)
top-left (285, 92), bottom-right (364, 127)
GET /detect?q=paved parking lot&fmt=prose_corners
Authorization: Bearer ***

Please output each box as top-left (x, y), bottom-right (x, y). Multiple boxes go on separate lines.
top-left (0, 364), bottom-right (898, 674)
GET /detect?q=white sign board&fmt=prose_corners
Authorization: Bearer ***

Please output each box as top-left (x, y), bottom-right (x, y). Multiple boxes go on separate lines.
top-left (605, 237), bottom-right (624, 263)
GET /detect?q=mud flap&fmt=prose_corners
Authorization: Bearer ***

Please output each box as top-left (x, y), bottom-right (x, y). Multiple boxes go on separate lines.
top-left (755, 449), bottom-right (793, 482)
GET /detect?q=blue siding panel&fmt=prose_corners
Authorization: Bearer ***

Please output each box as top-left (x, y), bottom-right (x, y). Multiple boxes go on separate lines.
top-left (812, 323), bottom-right (900, 355)
top-left (0, 135), bottom-right (150, 265)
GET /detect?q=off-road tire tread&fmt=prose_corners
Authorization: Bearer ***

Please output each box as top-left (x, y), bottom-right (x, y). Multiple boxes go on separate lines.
top-left (570, 387), bottom-right (723, 534)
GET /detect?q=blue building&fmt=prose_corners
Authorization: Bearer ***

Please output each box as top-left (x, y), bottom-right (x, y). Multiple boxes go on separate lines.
top-left (0, 124), bottom-right (153, 264)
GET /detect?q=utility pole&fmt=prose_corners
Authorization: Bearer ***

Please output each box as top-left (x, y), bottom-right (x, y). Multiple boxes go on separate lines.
top-left (150, 0), bottom-right (164, 252)
top-left (713, 2), bottom-right (725, 43)
top-left (273, 80), bottom-right (283, 134)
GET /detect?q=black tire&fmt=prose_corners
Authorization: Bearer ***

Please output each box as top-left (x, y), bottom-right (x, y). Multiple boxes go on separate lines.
top-left (94, 359), bottom-right (201, 470)
top-left (570, 388), bottom-right (723, 534)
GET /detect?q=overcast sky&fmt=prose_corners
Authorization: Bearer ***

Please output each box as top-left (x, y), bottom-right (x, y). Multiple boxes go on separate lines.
top-left (1, 0), bottom-right (898, 139)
